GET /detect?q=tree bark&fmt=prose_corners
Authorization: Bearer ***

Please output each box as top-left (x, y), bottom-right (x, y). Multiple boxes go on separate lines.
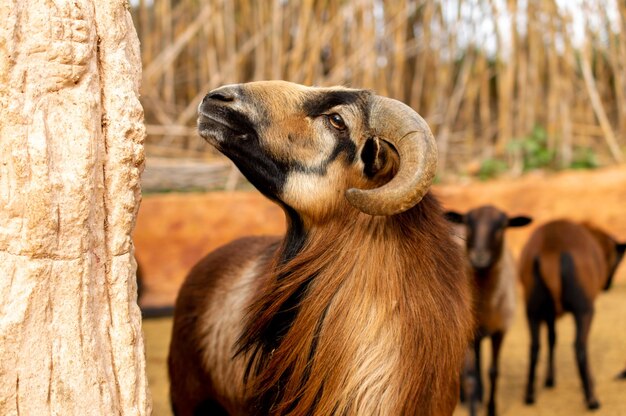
top-left (0, 1), bottom-right (150, 414)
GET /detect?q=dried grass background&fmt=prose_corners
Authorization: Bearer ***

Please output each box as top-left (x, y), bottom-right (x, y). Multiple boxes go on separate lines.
top-left (132, 0), bottom-right (626, 179)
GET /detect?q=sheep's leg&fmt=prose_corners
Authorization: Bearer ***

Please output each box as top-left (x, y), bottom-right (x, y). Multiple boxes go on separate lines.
top-left (487, 331), bottom-right (503, 416)
top-left (524, 318), bottom-right (541, 405)
top-left (545, 318), bottom-right (557, 387)
top-left (473, 336), bottom-right (484, 403)
top-left (574, 311), bottom-right (600, 410)
top-left (462, 370), bottom-right (479, 416)
top-left (468, 392), bottom-right (478, 416)
top-left (560, 251), bottom-right (599, 409)
top-left (461, 349), bottom-right (478, 416)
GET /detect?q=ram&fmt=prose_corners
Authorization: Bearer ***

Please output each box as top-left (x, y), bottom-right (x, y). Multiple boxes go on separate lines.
top-left (167, 81), bottom-right (473, 416)
top-left (446, 206), bottom-right (531, 416)
top-left (519, 220), bottom-right (626, 410)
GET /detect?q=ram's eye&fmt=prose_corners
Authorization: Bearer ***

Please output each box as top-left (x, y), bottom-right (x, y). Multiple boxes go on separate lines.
top-left (327, 113), bottom-right (346, 130)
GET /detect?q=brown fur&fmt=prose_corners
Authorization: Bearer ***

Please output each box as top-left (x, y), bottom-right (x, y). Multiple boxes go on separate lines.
top-left (519, 220), bottom-right (626, 409)
top-left (243, 195), bottom-right (472, 415)
top-left (519, 221), bottom-right (616, 313)
top-left (169, 195), bottom-right (473, 416)
top-left (168, 236), bottom-right (278, 415)
top-left (170, 81), bottom-right (474, 416)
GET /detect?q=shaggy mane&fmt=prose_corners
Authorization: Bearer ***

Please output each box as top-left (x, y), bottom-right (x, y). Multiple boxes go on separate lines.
top-left (238, 194), bottom-right (473, 415)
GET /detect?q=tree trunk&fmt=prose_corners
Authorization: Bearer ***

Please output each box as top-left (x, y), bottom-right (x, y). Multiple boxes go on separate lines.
top-left (0, 1), bottom-right (151, 415)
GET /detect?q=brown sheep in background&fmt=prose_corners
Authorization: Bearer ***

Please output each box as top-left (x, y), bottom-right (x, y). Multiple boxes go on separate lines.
top-left (167, 81), bottom-right (474, 415)
top-left (446, 206), bottom-right (531, 416)
top-left (519, 220), bottom-right (626, 410)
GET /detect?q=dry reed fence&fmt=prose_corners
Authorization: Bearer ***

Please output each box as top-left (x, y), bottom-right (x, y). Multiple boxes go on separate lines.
top-left (132, 0), bottom-right (626, 188)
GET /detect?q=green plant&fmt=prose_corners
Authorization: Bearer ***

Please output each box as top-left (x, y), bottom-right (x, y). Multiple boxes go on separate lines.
top-left (477, 158), bottom-right (508, 181)
top-left (507, 126), bottom-right (555, 172)
top-left (569, 147), bottom-right (599, 170)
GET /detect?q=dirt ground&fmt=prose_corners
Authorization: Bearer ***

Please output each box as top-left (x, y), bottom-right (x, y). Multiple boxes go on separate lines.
top-left (137, 166), bottom-right (626, 416)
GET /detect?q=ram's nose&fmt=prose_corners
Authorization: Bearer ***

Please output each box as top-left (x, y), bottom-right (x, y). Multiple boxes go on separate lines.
top-left (199, 85), bottom-right (244, 117)
top-left (202, 85), bottom-right (241, 105)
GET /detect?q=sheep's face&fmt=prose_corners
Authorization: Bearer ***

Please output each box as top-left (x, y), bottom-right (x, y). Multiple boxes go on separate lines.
top-left (445, 206), bottom-right (531, 272)
top-left (198, 81), bottom-right (398, 222)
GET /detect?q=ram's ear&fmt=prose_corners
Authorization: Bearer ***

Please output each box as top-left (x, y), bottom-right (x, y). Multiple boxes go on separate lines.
top-left (507, 216), bottom-right (532, 227)
top-left (360, 137), bottom-right (397, 180)
top-left (444, 211), bottom-right (465, 224)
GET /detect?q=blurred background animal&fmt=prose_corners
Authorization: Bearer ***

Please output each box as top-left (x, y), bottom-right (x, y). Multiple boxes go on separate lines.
top-left (446, 205), bottom-right (532, 416)
top-left (519, 220), bottom-right (626, 409)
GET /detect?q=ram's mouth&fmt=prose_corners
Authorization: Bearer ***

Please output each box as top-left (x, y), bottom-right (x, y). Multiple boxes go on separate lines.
top-left (197, 113), bottom-right (237, 142)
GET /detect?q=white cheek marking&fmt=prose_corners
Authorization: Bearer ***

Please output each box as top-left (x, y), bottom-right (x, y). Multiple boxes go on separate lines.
top-left (284, 172), bottom-right (338, 205)
top-left (282, 164), bottom-right (345, 217)
top-left (307, 145), bottom-right (333, 168)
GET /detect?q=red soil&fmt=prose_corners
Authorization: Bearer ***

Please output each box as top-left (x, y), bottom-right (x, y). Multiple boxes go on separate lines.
top-left (135, 166), bottom-right (626, 307)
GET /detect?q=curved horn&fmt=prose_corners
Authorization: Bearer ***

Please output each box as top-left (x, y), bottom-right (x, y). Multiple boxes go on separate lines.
top-left (345, 96), bottom-right (438, 216)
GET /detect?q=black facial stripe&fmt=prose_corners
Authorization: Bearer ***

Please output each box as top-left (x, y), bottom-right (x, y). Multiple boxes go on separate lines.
top-left (302, 90), bottom-right (369, 116)
top-left (200, 102), bottom-right (288, 199)
top-left (286, 134), bottom-right (357, 178)
top-left (329, 134), bottom-right (357, 164)
top-left (229, 111), bottom-right (258, 134)
top-left (221, 132), bottom-right (355, 203)
top-left (201, 101), bottom-right (291, 199)
top-left (220, 134), bottom-right (289, 200)
top-left (207, 90), bottom-right (362, 201)
top-left (199, 100), bottom-right (258, 135)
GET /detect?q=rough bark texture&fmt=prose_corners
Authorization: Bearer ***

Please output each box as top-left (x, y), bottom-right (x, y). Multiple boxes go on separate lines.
top-left (0, 1), bottom-right (150, 414)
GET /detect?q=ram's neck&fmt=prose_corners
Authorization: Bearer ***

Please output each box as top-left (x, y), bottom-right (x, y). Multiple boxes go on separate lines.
top-left (240, 194), bottom-right (472, 415)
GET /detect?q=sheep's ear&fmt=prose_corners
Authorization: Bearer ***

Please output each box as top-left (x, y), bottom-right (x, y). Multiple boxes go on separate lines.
top-left (444, 211), bottom-right (465, 224)
top-left (508, 216), bottom-right (532, 227)
top-left (360, 137), bottom-right (395, 179)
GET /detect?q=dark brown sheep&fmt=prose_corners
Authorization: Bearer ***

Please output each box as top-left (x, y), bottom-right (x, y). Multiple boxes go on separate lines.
top-left (519, 220), bottom-right (626, 410)
top-left (446, 205), bottom-right (531, 416)
top-left (168, 81), bottom-right (474, 415)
